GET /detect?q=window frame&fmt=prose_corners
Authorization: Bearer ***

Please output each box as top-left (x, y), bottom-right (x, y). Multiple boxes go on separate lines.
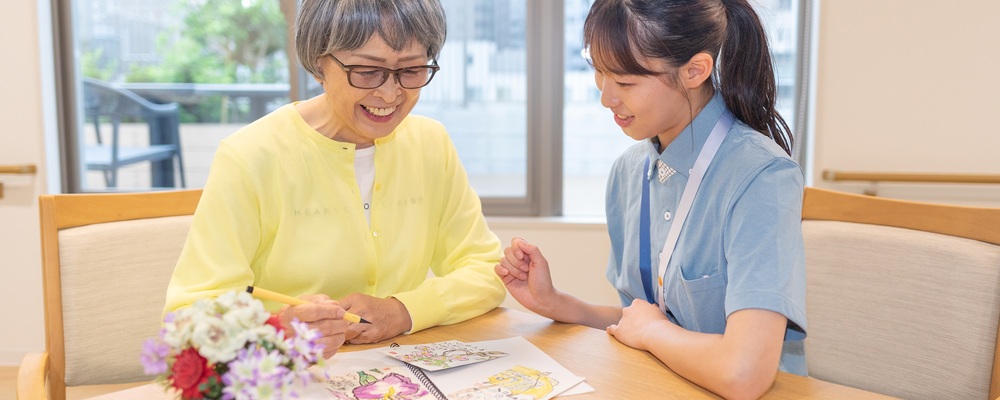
top-left (51, 0), bottom-right (812, 216)
top-left (52, 0), bottom-right (81, 194)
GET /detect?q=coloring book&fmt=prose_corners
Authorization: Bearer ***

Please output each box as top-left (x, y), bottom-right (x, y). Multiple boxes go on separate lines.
top-left (379, 340), bottom-right (510, 371)
top-left (323, 336), bottom-right (591, 400)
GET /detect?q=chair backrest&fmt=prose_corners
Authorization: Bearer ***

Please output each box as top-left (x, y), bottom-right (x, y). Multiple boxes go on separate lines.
top-left (82, 77), bottom-right (179, 123)
top-left (81, 77), bottom-right (185, 189)
top-left (802, 187), bottom-right (1000, 400)
top-left (38, 189), bottom-right (201, 399)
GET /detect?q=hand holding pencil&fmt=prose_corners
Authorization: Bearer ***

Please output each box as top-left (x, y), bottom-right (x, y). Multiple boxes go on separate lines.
top-left (247, 286), bottom-right (371, 324)
top-left (249, 286), bottom-right (353, 358)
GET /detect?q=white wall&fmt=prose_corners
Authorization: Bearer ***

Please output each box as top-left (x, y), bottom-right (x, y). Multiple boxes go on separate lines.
top-left (0, 1), bottom-right (49, 365)
top-left (811, 0), bottom-right (1000, 207)
top-left (487, 218), bottom-right (621, 311)
top-left (3, 1), bottom-right (1000, 366)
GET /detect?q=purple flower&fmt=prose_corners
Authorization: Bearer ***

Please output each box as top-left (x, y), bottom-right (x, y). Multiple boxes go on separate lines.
top-left (139, 337), bottom-right (170, 375)
top-left (353, 373), bottom-right (428, 399)
top-left (222, 346), bottom-right (301, 399)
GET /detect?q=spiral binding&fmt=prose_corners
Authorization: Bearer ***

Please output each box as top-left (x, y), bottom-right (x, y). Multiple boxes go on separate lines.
top-left (390, 343), bottom-right (448, 400)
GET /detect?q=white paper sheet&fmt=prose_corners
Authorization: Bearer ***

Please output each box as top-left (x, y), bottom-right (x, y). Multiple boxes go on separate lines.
top-left (322, 336), bottom-right (594, 399)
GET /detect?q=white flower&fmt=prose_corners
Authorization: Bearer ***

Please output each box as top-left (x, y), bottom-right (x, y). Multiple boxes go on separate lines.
top-left (248, 324), bottom-right (282, 349)
top-left (189, 314), bottom-right (246, 363)
top-left (161, 307), bottom-right (201, 348)
top-left (219, 292), bottom-right (270, 328)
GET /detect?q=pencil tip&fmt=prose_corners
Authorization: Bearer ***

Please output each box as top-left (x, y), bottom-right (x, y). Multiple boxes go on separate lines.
top-left (245, 286), bottom-right (254, 293)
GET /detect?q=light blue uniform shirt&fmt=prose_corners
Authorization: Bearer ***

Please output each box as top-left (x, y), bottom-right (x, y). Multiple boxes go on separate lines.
top-left (605, 94), bottom-right (808, 375)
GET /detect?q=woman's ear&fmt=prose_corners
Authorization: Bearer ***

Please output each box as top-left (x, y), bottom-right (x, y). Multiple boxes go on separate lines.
top-left (680, 52), bottom-right (714, 89)
top-left (314, 63), bottom-right (325, 83)
top-left (312, 56), bottom-right (329, 82)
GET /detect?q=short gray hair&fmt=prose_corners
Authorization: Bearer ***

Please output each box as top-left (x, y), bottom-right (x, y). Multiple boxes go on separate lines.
top-left (295, 0), bottom-right (447, 80)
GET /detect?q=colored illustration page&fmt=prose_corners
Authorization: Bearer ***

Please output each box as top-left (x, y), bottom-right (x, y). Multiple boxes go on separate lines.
top-left (428, 337), bottom-right (585, 400)
top-left (325, 366), bottom-right (437, 400)
top-left (324, 337), bottom-right (591, 400)
top-left (378, 340), bottom-right (509, 371)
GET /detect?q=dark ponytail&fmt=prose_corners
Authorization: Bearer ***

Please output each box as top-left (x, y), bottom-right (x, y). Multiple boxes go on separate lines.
top-left (583, 0), bottom-right (793, 156)
top-left (718, 0), bottom-right (793, 155)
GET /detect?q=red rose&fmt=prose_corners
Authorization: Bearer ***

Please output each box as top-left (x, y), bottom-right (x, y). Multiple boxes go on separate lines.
top-left (266, 314), bottom-right (285, 333)
top-left (170, 347), bottom-right (215, 399)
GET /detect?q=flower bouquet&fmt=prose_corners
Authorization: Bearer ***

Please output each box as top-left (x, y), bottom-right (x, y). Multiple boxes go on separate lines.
top-left (141, 290), bottom-right (326, 399)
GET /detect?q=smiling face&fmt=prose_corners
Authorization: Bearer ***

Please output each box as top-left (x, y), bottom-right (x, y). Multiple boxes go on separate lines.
top-left (593, 57), bottom-right (692, 148)
top-left (310, 35), bottom-right (430, 147)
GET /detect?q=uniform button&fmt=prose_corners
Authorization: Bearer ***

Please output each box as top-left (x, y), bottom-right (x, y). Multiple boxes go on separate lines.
top-left (372, 231), bottom-right (380, 238)
top-left (663, 211), bottom-right (672, 221)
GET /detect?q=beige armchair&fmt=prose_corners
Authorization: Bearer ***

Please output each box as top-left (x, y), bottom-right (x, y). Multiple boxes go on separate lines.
top-left (17, 190), bottom-right (201, 400)
top-left (802, 187), bottom-right (1000, 400)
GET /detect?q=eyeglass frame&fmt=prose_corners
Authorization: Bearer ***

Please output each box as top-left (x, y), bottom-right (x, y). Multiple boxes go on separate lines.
top-left (327, 54), bottom-right (440, 89)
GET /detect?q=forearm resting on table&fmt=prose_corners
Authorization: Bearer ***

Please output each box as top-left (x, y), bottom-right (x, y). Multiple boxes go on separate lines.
top-left (547, 292), bottom-right (623, 329)
top-left (643, 310), bottom-right (785, 400)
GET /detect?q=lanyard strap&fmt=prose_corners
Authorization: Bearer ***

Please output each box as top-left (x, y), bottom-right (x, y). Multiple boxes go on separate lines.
top-left (638, 158), bottom-right (655, 303)
top-left (642, 111), bottom-right (734, 312)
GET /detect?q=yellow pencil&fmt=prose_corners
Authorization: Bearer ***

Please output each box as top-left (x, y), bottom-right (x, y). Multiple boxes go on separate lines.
top-left (246, 285), bottom-right (371, 324)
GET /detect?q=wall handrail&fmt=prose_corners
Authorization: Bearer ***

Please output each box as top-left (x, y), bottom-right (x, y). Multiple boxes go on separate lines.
top-left (0, 164), bottom-right (37, 174)
top-left (822, 170), bottom-right (1000, 184)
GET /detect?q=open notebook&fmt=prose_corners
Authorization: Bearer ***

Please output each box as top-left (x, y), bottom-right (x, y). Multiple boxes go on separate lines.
top-left (322, 336), bottom-right (593, 400)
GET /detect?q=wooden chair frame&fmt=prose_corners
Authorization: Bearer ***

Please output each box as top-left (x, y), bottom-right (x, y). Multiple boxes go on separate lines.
top-left (802, 187), bottom-right (1000, 399)
top-left (18, 189), bottom-right (201, 400)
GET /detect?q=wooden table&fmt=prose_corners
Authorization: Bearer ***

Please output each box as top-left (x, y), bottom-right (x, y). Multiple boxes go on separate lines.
top-left (93, 307), bottom-right (895, 399)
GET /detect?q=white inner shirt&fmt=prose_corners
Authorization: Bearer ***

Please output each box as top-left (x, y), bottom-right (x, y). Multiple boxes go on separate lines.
top-left (354, 146), bottom-right (376, 224)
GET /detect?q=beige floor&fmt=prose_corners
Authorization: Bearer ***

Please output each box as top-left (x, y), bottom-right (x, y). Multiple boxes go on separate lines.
top-left (1, 366), bottom-right (16, 400)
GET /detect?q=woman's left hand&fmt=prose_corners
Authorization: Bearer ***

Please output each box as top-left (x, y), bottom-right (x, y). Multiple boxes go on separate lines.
top-left (606, 299), bottom-right (672, 350)
top-left (337, 293), bottom-right (413, 344)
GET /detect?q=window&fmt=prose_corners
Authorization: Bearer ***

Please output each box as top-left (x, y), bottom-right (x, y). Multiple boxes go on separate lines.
top-left (415, 0), bottom-right (529, 200)
top-left (56, 0), bottom-right (806, 218)
top-left (562, 0), bottom-right (804, 216)
top-left (60, 0), bottom-right (292, 192)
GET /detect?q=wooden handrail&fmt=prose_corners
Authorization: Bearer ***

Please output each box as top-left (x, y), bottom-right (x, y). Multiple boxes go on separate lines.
top-left (0, 164), bottom-right (37, 174)
top-left (823, 170), bottom-right (1000, 184)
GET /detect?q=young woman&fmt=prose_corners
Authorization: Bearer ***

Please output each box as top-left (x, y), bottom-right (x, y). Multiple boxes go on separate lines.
top-left (496, 0), bottom-right (805, 398)
top-left (165, 0), bottom-right (506, 359)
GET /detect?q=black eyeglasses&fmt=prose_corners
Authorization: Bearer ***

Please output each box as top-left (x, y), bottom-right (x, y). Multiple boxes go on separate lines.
top-left (327, 54), bottom-right (440, 89)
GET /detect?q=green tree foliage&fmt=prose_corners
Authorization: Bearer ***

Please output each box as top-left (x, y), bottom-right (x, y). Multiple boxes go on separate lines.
top-left (80, 48), bottom-right (117, 81)
top-left (130, 0), bottom-right (287, 84)
top-left (126, 0), bottom-right (289, 122)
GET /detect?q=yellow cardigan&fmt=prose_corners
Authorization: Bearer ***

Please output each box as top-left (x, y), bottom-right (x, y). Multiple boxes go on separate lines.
top-left (164, 105), bottom-right (505, 332)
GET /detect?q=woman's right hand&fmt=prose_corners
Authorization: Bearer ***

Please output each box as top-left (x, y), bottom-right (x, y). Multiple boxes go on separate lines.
top-left (494, 238), bottom-right (560, 318)
top-left (277, 294), bottom-right (348, 359)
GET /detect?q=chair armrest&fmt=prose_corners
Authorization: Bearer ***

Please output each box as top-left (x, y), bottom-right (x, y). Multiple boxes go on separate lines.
top-left (17, 351), bottom-right (48, 400)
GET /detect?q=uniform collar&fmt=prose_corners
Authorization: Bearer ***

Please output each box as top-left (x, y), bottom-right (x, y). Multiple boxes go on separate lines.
top-left (644, 92), bottom-right (727, 179)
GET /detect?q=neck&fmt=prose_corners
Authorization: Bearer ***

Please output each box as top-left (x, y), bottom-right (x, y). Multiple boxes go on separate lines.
top-left (655, 87), bottom-right (714, 152)
top-left (296, 96), bottom-right (376, 148)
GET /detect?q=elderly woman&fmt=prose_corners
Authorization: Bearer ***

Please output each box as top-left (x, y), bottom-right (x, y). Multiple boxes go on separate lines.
top-left (165, 0), bottom-right (505, 358)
